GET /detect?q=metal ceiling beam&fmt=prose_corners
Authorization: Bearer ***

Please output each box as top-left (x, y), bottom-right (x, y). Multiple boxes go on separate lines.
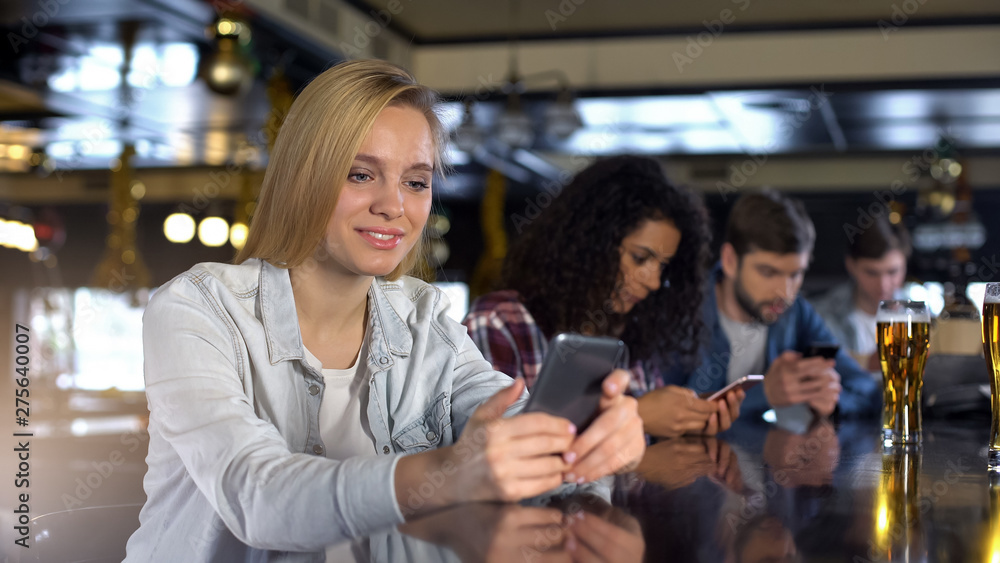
top-left (413, 25), bottom-right (1000, 95)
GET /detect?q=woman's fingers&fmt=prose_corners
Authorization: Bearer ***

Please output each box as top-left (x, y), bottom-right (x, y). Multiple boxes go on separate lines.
top-left (681, 393), bottom-right (717, 416)
top-left (493, 453), bottom-right (569, 480)
top-left (601, 369), bottom-right (632, 399)
top-left (726, 390), bottom-right (743, 421)
top-left (717, 399), bottom-right (733, 431)
top-left (703, 412), bottom-right (719, 435)
top-left (501, 412), bottom-right (578, 440)
top-left (564, 396), bottom-right (636, 464)
top-left (565, 414), bottom-right (644, 482)
top-left (506, 433), bottom-right (577, 459)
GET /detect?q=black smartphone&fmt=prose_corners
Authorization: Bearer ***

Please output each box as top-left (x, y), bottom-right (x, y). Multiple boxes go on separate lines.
top-left (523, 333), bottom-right (628, 432)
top-left (805, 343), bottom-right (840, 360)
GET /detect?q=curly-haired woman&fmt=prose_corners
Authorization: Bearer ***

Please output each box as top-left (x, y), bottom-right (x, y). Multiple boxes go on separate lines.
top-left (463, 155), bottom-right (744, 438)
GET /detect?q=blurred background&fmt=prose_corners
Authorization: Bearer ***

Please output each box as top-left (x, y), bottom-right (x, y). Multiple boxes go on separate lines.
top-left (0, 0), bottom-right (999, 556)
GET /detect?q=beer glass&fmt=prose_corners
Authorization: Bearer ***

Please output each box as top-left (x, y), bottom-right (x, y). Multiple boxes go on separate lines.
top-left (982, 283), bottom-right (1000, 469)
top-left (877, 301), bottom-right (930, 445)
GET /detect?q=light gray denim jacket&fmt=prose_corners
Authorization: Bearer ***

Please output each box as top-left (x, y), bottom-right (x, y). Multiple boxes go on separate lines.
top-left (124, 258), bottom-right (523, 562)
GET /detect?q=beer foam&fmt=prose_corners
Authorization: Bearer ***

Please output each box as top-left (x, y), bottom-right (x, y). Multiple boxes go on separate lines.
top-left (876, 312), bottom-right (929, 323)
top-left (984, 294), bottom-right (1000, 304)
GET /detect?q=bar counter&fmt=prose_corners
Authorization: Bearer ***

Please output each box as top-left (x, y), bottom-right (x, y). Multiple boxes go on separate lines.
top-left (21, 416), bottom-right (995, 562)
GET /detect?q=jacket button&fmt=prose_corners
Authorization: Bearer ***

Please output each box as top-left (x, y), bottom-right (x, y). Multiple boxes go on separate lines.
top-left (378, 356), bottom-right (389, 366)
top-left (313, 444), bottom-right (324, 455)
top-left (382, 445), bottom-right (390, 454)
top-left (426, 431), bottom-right (437, 442)
top-left (308, 385), bottom-right (320, 396)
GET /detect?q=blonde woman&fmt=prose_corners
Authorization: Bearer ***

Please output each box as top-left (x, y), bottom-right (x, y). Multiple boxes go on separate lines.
top-left (124, 60), bottom-right (644, 562)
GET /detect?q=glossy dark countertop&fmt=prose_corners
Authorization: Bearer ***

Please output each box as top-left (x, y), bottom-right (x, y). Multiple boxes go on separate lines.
top-left (19, 414), bottom-right (997, 562)
top-left (620, 417), bottom-right (995, 563)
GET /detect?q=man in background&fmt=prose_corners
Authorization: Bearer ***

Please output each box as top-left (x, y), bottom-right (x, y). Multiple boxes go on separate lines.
top-left (668, 190), bottom-right (880, 420)
top-left (810, 216), bottom-right (911, 371)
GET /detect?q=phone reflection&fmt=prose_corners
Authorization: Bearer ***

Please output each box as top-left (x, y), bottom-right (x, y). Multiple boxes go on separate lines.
top-left (869, 446), bottom-right (927, 562)
top-left (398, 494), bottom-right (644, 562)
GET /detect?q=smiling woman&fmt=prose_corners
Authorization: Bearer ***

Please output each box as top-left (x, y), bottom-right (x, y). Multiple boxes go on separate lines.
top-left (123, 59), bottom-right (645, 563)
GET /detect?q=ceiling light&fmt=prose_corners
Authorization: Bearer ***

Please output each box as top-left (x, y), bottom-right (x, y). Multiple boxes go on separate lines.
top-left (229, 222), bottom-right (248, 249)
top-left (163, 212), bottom-right (195, 243)
top-left (0, 219), bottom-right (38, 252)
top-left (198, 216), bottom-right (230, 247)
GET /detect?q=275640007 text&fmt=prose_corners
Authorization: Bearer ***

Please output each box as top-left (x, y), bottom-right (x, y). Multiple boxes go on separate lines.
top-left (13, 323), bottom-right (32, 549)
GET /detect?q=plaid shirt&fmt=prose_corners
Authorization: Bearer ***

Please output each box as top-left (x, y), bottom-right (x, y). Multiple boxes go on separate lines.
top-left (462, 290), bottom-right (655, 395)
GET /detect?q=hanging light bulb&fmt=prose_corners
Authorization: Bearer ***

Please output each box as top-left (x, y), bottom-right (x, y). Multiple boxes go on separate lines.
top-left (544, 87), bottom-right (583, 140)
top-left (164, 212), bottom-right (196, 243)
top-left (453, 99), bottom-right (483, 153)
top-left (496, 90), bottom-right (534, 149)
top-left (198, 216), bottom-right (230, 247)
top-left (199, 17), bottom-right (254, 96)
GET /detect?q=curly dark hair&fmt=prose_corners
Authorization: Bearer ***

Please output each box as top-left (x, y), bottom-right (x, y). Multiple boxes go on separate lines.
top-left (501, 155), bottom-right (711, 369)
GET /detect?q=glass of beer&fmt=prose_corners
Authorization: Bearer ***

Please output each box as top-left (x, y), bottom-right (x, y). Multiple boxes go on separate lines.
top-left (982, 283), bottom-right (1000, 469)
top-left (877, 300), bottom-right (930, 445)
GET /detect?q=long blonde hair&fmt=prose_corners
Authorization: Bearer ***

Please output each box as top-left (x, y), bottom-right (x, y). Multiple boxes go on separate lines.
top-left (236, 59), bottom-right (446, 280)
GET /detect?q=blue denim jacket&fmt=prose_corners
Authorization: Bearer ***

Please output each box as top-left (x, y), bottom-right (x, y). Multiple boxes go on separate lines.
top-left (124, 259), bottom-right (523, 562)
top-left (664, 266), bottom-right (881, 419)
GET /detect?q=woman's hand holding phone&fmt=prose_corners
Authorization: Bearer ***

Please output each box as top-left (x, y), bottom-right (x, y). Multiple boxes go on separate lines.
top-left (416, 377), bottom-right (577, 506)
top-left (703, 387), bottom-right (746, 435)
top-left (637, 386), bottom-right (715, 437)
top-left (560, 369), bottom-right (646, 484)
top-left (399, 370), bottom-right (644, 511)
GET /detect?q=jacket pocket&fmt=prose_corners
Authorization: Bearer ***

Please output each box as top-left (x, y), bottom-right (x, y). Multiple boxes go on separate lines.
top-left (392, 392), bottom-right (452, 453)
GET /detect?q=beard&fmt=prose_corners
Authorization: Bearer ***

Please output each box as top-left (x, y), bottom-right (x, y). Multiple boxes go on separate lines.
top-left (733, 273), bottom-right (789, 325)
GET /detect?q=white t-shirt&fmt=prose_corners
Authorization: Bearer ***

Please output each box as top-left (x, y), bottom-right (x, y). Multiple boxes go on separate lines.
top-left (847, 308), bottom-right (878, 356)
top-left (302, 335), bottom-right (377, 561)
top-left (302, 341), bottom-right (377, 461)
top-left (718, 310), bottom-right (768, 384)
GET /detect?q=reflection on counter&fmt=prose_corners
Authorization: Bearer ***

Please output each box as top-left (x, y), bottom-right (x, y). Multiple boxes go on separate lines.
top-left (871, 447), bottom-right (927, 562)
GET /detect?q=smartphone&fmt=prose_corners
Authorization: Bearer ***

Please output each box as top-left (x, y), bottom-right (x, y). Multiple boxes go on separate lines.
top-left (805, 343), bottom-right (840, 360)
top-left (522, 333), bottom-right (627, 432)
top-left (701, 374), bottom-right (764, 402)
